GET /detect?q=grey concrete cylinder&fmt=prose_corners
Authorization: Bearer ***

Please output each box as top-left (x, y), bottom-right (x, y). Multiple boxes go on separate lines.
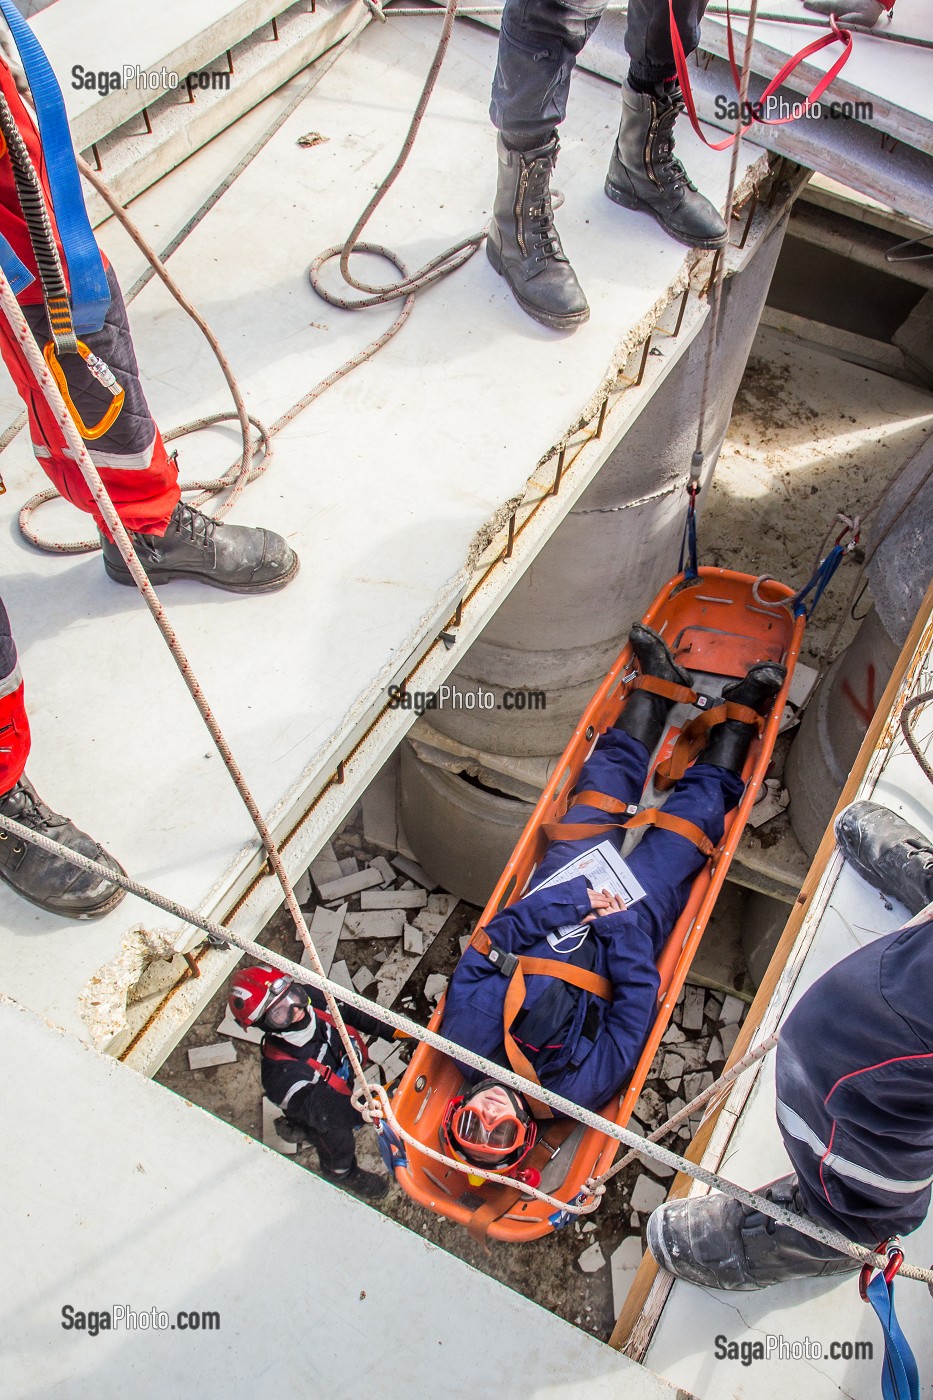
top-left (785, 433), bottom-right (933, 856)
top-left (426, 215), bottom-right (792, 758)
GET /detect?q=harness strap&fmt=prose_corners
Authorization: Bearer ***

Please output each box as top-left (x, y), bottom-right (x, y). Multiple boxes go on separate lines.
top-left (653, 701), bottom-right (762, 789)
top-left (466, 1118), bottom-right (578, 1243)
top-left (634, 674), bottom-right (697, 706)
top-left (263, 1042), bottom-right (354, 1095)
top-left (539, 805), bottom-right (715, 855)
top-left (569, 789), bottom-right (638, 815)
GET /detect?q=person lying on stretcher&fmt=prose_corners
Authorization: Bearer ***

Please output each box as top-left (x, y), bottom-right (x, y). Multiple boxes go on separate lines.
top-left (438, 624), bottom-right (785, 1176)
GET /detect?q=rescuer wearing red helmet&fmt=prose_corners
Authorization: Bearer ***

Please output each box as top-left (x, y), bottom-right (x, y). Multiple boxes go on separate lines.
top-left (229, 965), bottom-right (390, 1201)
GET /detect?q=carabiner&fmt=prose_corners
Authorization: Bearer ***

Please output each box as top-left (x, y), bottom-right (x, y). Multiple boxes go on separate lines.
top-left (858, 1240), bottom-right (904, 1301)
top-left (42, 339), bottom-right (125, 440)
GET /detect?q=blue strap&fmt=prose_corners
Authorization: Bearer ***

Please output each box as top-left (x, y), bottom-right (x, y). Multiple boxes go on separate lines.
top-left (678, 491), bottom-right (699, 580)
top-left (0, 231), bottom-right (34, 295)
top-left (0, 0), bottom-right (109, 331)
top-left (790, 543), bottom-right (845, 618)
top-left (865, 1272), bottom-right (920, 1400)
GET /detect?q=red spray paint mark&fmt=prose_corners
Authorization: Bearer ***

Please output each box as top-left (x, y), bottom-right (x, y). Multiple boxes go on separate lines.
top-left (842, 663), bottom-right (877, 729)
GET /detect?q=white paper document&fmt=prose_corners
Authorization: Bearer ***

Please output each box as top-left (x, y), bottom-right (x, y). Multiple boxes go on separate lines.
top-left (530, 839), bottom-right (646, 953)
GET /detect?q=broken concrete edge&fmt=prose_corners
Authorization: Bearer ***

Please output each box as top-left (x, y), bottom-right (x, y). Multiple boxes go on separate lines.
top-left (78, 925), bottom-right (182, 1050)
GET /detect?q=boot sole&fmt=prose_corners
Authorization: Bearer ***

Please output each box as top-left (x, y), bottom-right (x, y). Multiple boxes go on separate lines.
top-left (604, 177), bottom-right (729, 251)
top-left (486, 240), bottom-right (590, 332)
top-left (0, 862), bottom-right (128, 920)
top-left (104, 552), bottom-right (301, 595)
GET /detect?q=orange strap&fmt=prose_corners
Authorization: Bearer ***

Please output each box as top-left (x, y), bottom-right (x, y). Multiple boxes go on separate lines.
top-left (654, 701), bottom-right (762, 789)
top-left (622, 807), bottom-right (715, 858)
top-left (635, 674), bottom-right (698, 706)
top-left (540, 793), bottom-right (715, 856)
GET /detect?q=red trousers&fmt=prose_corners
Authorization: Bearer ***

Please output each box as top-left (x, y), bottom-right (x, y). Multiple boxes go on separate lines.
top-left (0, 56), bottom-right (181, 793)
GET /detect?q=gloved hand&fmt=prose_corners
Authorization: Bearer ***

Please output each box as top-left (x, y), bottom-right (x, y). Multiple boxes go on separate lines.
top-left (802, 0), bottom-right (888, 27)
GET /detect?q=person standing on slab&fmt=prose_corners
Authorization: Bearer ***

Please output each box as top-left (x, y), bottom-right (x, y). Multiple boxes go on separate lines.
top-left (0, 10), bottom-right (299, 918)
top-left (647, 799), bottom-right (933, 1289)
top-left (486, 0), bottom-right (729, 331)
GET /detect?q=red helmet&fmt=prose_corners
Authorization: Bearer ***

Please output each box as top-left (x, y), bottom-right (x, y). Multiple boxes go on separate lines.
top-left (228, 965), bottom-right (294, 1029)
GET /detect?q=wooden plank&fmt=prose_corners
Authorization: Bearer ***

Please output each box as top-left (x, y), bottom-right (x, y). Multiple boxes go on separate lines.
top-left (610, 573), bottom-right (933, 1357)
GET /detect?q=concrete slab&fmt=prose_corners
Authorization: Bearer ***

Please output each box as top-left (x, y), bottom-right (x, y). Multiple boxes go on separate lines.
top-left (186, 1040), bottom-right (237, 1068)
top-left (0, 11), bottom-right (761, 1063)
top-left (1, 997), bottom-right (683, 1399)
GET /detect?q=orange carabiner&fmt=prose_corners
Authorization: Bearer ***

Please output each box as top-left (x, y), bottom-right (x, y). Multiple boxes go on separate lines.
top-left (42, 339), bottom-right (125, 441)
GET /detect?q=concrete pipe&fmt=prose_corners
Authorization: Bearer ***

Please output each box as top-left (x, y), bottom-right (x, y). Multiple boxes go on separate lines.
top-left (741, 889), bottom-right (792, 989)
top-left (399, 737), bottom-right (533, 907)
top-left (427, 214), bottom-right (793, 757)
top-left (786, 434), bottom-right (933, 856)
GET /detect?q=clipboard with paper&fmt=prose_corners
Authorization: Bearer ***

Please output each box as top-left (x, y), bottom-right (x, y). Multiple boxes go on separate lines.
top-left (530, 838), bottom-right (647, 949)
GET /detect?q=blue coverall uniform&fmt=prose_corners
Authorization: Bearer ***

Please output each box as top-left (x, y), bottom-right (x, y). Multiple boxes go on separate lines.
top-left (777, 921), bottom-right (933, 1246)
top-left (441, 729), bottom-right (744, 1110)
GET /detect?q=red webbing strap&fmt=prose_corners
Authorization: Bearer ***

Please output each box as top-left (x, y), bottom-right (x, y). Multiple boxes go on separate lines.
top-left (635, 674), bottom-right (698, 706)
top-left (670, 0), bottom-right (854, 151)
top-left (653, 701), bottom-right (762, 788)
top-left (262, 1042), bottom-right (354, 1095)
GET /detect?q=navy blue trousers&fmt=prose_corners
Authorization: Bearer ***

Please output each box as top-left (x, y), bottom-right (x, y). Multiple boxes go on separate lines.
top-left (776, 919), bottom-right (933, 1246)
top-left (490, 0), bottom-right (707, 140)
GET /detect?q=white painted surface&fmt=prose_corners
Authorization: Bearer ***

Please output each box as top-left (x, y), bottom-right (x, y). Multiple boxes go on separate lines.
top-left (1, 996), bottom-right (679, 1400)
top-left (31, 0), bottom-right (295, 148)
top-left (645, 641), bottom-right (933, 1399)
top-left (0, 14), bottom-right (757, 1045)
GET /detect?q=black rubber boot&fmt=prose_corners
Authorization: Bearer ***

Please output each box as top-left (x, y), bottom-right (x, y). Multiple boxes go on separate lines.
top-left (615, 622), bottom-right (694, 751)
top-left (324, 1162), bottom-right (390, 1201)
top-left (835, 801), bottom-right (933, 916)
top-left (101, 501), bottom-right (299, 593)
top-left (699, 661), bottom-right (786, 773)
top-left (605, 81), bottom-right (728, 250)
top-left (647, 1173), bottom-right (858, 1290)
top-left (486, 133), bottom-right (589, 332)
top-left (0, 776), bottom-right (126, 918)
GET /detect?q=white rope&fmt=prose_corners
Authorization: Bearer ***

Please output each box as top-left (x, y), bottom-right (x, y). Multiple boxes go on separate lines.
top-left (1, 804), bottom-right (932, 1285)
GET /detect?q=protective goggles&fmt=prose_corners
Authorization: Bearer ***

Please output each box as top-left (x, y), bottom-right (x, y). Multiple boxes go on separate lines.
top-left (262, 980), bottom-right (307, 1030)
top-left (450, 1097), bottom-right (530, 1159)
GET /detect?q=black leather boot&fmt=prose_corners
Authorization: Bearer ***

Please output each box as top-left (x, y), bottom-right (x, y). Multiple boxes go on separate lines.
top-left (324, 1162), bottom-right (390, 1201)
top-left (487, 133), bottom-right (589, 332)
top-left (836, 801), bottom-right (933, 915)
top-left (615, 622), bottom-right (694, 751)
top-left (699, 661), bottom-right (786, 772)
top-left (605, 81), bottom-right (728, 250)
top-left (101, 501), bottom-right (299, 593)
top-left (647, 1173), bottom-right (858, 1290)
top-left (0, 776), bottom-right (126, 918)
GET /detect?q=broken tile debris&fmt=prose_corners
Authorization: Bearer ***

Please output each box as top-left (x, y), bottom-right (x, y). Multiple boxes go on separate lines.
top-left (719, 994), bottom-right (746, 1026)
top-left (344, 909), bottom-right (406, 940)
top-left (413, 909), bottom-right (447, 938)
top-left (630, 1174), bottom-right (667, 1214)
top-left (328, 959), bottom-right (354, 992)
top-left (427, 892), bottom-right (457, 918)
top-left (360, 887), bottom-right (428, 911)
top-left (610, 1236), bottom-right (644, 1315)
top-left (370, 854), bottom-right (396, 888)
top-left (352, 965), bottom-right (377, 994)
top-left (680, 985), bottom-right (705, 1032)
top-left (390, 854), bottom-right (437, 889)
top-left (337, 856), bottom-right (360, 877)
top-left (318, 868), bottom-right (383, 902)
top-left (403, 922), bottom-right (424, 955)
top-left (661, 1023), bottom-right (685, 1045)
top-left (424, 973), bottom-right (449, 1005)
top-left (187, 1042), bottom-right (237, 1070)
top-left (216, 1006), bottom-right (263, 1045)
top-left (577, 1240), bottom-right (606, 1274)
top-left (719, 1022), bottom-right (741, 1058)
top-left (660, 1052), bottom-right (685, 1084)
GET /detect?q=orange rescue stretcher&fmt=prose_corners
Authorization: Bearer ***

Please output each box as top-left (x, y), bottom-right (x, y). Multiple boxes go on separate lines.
top-left (382, 568), bottom-right (805, 1242)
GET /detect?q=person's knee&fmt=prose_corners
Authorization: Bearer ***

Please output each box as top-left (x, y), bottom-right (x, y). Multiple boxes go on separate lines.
top-left (505, 0), bottom-right (605, 57)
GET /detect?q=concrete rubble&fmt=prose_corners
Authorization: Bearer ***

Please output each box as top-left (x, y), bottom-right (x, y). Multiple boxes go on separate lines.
top-left (577, 1240), bottom-right (607, 1274)
top-left (187, 1042), bottom-right (237, 1070)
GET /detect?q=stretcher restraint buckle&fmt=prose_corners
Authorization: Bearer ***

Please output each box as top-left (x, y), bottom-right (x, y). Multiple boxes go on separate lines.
top-left (487, 946), bottom-right (519, 979)
top-left (42, 338), bottom-right (125, 440)
top-left (692, 692), bottom-right (718, 711)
